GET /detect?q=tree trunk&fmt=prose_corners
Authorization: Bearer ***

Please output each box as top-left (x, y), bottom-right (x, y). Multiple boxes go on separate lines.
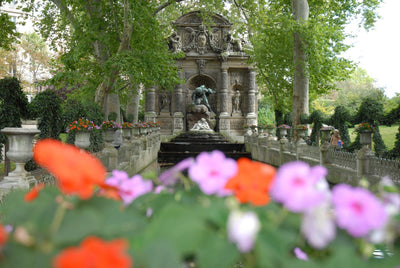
top-left (291, 0), bottom-right (309, 138)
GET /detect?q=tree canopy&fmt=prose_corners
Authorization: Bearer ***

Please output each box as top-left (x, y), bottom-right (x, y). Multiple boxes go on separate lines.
top-left (14, 0), bottom-right (383, 118)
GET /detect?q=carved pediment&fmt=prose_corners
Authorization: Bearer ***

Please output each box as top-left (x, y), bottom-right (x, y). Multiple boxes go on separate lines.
top-left (173, 11), bottom-right (232, 27)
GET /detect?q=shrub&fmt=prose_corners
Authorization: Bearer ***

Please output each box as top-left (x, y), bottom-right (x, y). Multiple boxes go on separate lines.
top-left (29, 90), bottom-right (62, 140)
top-left (0, 77), bottom-right (30, 160)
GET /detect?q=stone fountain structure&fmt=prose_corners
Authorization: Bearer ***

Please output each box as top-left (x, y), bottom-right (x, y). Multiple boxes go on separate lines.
top-left (144, 11), bottom-right (257, 139)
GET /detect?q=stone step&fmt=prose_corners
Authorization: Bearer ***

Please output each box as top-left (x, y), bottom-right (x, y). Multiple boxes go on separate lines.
top-left (158, 151), bottom-right (252, 163)
top-left (160, 142), bottom-right (246, 152)
top-left (158, 132), bottom-right (251, 166)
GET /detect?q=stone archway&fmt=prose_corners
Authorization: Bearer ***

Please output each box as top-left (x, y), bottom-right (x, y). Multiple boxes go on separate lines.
top-left (186, 75), bottom-right (217, 114)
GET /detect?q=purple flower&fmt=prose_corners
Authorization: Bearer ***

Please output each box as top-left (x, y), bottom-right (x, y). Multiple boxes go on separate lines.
top-left (332, 184), bottom-right (388, 237)
top-left (188, 150), bottom-right (237, 196)
top-left (159, 157), bottom-right (194, 186)
top-left (294, 247), bottom-right (308, 261)
top-left (105, 170), bottom-right (153, 205)
top-left (270, 161), bottom-right (328, 212)
top-left (227, 210), bottom-right (260, 253)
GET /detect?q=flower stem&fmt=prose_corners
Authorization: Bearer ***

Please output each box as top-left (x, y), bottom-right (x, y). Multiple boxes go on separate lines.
top-left (50, 203), bottom-right (67, 235)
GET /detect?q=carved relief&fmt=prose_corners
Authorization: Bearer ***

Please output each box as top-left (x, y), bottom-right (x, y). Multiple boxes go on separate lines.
top-left (196, 59), bottom-right (206, 75)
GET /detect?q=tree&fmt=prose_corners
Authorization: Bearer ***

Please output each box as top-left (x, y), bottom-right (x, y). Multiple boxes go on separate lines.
top-left (233, 0), bottom-right (381, 127)
top-left (0, 0), bottom-right (19, 49)
top-left (20, 32), bottom-right (51, 82)
top-left (22, 0), bottom-right (183, 112)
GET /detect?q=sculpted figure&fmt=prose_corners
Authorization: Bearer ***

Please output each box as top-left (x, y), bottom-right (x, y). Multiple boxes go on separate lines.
top-left (191, 85), bottom-right (215, 113)
top-left (168, 32), bottom-right (181, 53)
top-left (232, 90), bottom-right (241, 113)
top-left (191, 118), bottom-right (212, 131)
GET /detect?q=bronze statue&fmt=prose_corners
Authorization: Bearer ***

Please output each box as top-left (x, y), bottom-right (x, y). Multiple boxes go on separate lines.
top-left (191, 85), bottom-right (215, 113)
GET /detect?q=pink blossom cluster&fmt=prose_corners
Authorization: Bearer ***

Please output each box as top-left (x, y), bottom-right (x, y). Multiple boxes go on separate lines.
top-left (270, 161), bottom-right (391, 249)
top-left (109, 151), bottom-right (397, 255)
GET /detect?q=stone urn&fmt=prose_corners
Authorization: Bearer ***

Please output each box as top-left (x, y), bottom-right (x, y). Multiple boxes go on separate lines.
top-left (132, 128), bottom-right (140, 138)
top-left (296, 128), bottom-right (307, 145)
top-left (359, 131), bottom-right (372, 147)
top-left (320, 127), bottom-right (333, 146)
top-left (278, 128), bottom-right (288, 139)
top-left (103, 129), bottom-right (116, 144)
top-left (122, 128), bottom-right (132, 142)
top-left (74, 131), bottom-right (91, 149)
top-left (0, 127), bottom-right (40, 189)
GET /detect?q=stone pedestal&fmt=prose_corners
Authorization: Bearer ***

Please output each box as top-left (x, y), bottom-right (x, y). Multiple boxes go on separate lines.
top-left (144, 111), bottom-right (157, 123)
top-left (0, 127), bottom-right (40, 193)
top-left (100, 129), bottom-right (118, 173)
top-left (173, 112), bottom-right (184, 134)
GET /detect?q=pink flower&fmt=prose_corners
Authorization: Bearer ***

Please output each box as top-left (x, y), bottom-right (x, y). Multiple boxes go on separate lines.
top-left (188, 150), bottom-right (237, 196)
top-left (294, 247), bottom-right (308, 261)
top-left (332, 184), bottom-right (388, 237)
top-left (159, 157), bottom-right (194, 186)
top-left (105, 170), bottom-right (153, 205)
top-left (270, 161), bottom-right (328, 212)
top-left (227, 211), bottom-right (260, 253)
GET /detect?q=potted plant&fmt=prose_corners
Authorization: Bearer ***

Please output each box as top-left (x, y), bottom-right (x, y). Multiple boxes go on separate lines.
top-left (355, 122), bottom-right (374, 146)
top-left (67, 118), bottom-right (96, 149)
top-left (296, 124), bottom-right (308, 139)
top-left (277, 124), bottom-right (291, 138)
top-left (100, 120), bottom-right (121, 143)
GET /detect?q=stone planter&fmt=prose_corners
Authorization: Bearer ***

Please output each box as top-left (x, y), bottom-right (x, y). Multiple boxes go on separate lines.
top-left (103, 129), bottom-right (116, 144)
top-left (74, 131), bottom-right (91, 149)
top-left (359, 131), bottom-right (372, 146)
top-left (296, 128), bottom-right (307, 145)
top-left (122, 128), bottom-right (132, 142)
top-left (132, 128), bottom-right (140, 138)
top-left (0, 127), bottom-right (40, 190)
top-left (278, 128), bottom-right (288, 139)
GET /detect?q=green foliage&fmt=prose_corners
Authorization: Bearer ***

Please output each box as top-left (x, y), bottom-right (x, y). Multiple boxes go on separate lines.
top-left (373, 127), bottom-right (387, 157)
top-left (29, 90), bottom-right (62, 140)
top-left (62, 98), bottom-right (104, 152)
top-left (0, 11), bottom-right (19, 50)
top-left (388, 126), bottom-right (400, 159)
top-left (107, 111), bottom-right (117, 121)
top-left (355, 97), bottom-right (385, 125)
top-left (329, 106), bottom-right (351, 150)
top-left (309, 110), bottom-right (325, 146)
top-left (258, 98), bottom-right (275, 126)
top-left (0, 77), bottom-right (29, 159)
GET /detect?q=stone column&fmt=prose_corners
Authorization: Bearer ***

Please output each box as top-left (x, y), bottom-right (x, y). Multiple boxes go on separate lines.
top-left (144, 86), bottom-right (157, 122)
top-left (219, 67), bottom-right (230, 133)
top-left (126, 84), bottom-right (141, 123)
top-left (105, 94), bottom-right (121, 122)
top-left (246, 68), bottom-right (257, 127)
top-left (173, 71), bottom-right (185, 114)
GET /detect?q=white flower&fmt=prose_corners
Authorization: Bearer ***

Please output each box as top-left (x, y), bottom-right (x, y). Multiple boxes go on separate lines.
top-left (227, 210), bottom-right (260, 253)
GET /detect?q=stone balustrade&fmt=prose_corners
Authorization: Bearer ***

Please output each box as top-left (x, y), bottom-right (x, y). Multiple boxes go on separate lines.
top-left (95, 128), bottom-right (161, 176)
top-left (245, 132), bottom-right (400, 188)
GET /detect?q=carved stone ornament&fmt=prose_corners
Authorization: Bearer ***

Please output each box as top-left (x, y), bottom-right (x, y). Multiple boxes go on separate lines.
top-left (196, 59), bottom-right (206, 74)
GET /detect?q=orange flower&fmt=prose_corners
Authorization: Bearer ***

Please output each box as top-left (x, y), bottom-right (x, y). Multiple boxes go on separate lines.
top-left (225, 158), bottom-right (276, 206)
top-left (53, 236), bottom-right (132, 268)
top-left (24, 183), bottom-right (45, 202)
top-left (0, 224), bottom-right (8, 248)
top-left (33, 139), bottom-right (106, 199)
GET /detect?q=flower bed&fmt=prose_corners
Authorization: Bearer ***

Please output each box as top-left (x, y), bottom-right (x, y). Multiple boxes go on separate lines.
top-left (355, 122), bottom-right (375, 133)
top-left (278, 124), bottom-right (291, 129)
top-left (66, 118), bottom-right (96, 133)
top-left (100, 120), bottom-right (121, 130)
top-left (0, 139), bottom-right (399, 267)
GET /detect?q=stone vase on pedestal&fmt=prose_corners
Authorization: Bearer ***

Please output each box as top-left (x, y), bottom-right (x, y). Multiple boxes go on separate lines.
top-left (359, 131), bottom-right (372, 147)
top-left (74, 131), bottom-right (91, 149)
top-left (0, 127), bottom-right (40, 192)
top-left (278, 128), bottom-right (288, 140)
top-left (267, 128), bottom-right (275, 141)
top-left (296, 129), bottom-right (307, 145)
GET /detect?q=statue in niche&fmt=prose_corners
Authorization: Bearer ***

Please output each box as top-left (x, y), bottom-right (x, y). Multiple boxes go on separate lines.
top-left (159, 92), bottom-right (170, 113)
top-left (232, 89), bottom-right (241, 113)
top-left (168, 32), bottom-right (181, 53)
top-left (191, 85), bottom-right (215, 113)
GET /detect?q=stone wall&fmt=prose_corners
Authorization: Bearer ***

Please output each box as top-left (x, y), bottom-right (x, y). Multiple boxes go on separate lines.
top-left (96, 129), bottom-right (161, 176)
top-left (245, 133), bottom-right (400, 188)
